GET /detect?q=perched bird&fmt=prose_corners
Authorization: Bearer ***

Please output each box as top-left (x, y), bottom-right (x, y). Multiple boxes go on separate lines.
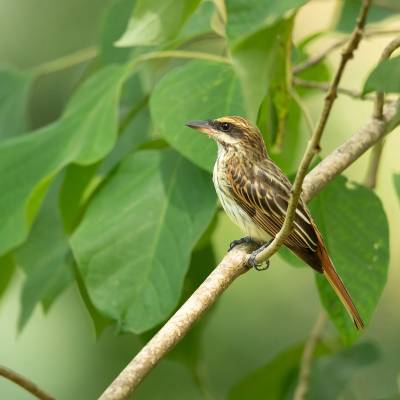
top-left (186, 116), bottom-right (364, 330)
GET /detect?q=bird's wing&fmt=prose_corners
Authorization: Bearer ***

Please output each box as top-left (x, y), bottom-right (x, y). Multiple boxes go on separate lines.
top-left (226, 158), bottom-right (320, 256)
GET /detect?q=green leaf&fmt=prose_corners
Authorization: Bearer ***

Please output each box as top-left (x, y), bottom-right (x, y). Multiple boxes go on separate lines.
top-left (150, 60), bottom-right (245, 172)
top-left (100, 0), bottom-right (135, 64)
top-left (231, 18), bottom-right (293, 122)
top-left (308, 342), bottom-right (380, 399)
top-left (229, 342), bottom-right (329, 400)
top-left (336, 0), bottom-right (399, 33)
top-left (0, 67), bottom-right (32, 138)
top-left (71, 149), bottom-right (217, 333)
top-left (0, 65), bottom-right (127, 257)
top-left (116, 0), bottom-right (201, 47)
top-left (16, 178), bottom-right (74, 330)
top-left (394, 173), bottom-right (400, 201)
top-left (226, 0), bottom-right (307, 44)
top-left (0, 253), bottom-right (16, 300)
top-left (309, 176), bottom-right (389, 343)
top-left (363, 56), bottom-right (400, 95)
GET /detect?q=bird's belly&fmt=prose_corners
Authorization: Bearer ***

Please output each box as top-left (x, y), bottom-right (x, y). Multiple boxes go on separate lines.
top-left (214, 180), bottom-right (270, 243)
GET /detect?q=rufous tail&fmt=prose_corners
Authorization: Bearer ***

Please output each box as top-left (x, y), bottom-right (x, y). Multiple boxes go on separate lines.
top-left (320, 248), bottom-right (364, 330)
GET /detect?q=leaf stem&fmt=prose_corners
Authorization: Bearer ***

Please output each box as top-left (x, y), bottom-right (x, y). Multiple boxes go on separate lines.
top-left (0, 365), bottom-right (55, 400)
top-left (32, 47), bottom-right (98, 76)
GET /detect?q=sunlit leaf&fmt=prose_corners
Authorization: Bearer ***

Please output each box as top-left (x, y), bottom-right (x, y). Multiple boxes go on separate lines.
top-left (231, 18), bottom-right (293, 122)
top-left (150, 60), bottom-right (245, 172)
top-left (336, 0), bottom-right (399, 33)
top-left (309, 176), bottom-right (389, 343)
top-left (0, 67), bottom-right (32, 138)
top-left (0, 65), bottom-right (127, 257)
top-left (363, 56), bottom-right (400, 95)
top-left (116, 0), bottom-right (201, 47)
top-left (225, 0), bottom-right (307, 44)
top-left (71, 149), bottom-right (217, 333)
top-left (16, 178), bottom-right (74, 330)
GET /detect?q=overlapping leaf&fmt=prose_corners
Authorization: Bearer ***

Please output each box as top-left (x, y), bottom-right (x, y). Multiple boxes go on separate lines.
top-left (16, 178), bottom-right (74, 329)
top-left (0, 65), bottom-right (127, 257)
top-left (71, 149), bottom-right (217, 333)
top-left (363, 56), bottom-right (400, 94)
top-left (309, 176), bottom-right (389, 343)
top-left (116, 0), bottom-right (201, 47)
top-left (150, 60), bottom-right (245, 172)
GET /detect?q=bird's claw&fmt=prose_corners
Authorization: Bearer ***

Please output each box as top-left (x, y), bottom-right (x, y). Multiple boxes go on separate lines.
top-left (247, 253), bottom-right (270, 271)
top-left (228, 236), bottom-right (256, 252)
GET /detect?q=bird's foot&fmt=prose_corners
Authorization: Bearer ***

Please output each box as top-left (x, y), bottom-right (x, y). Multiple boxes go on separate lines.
top-left (228, 236), bottom-right (259, 252)
top-left (247, 239), bottom-right (273, 271)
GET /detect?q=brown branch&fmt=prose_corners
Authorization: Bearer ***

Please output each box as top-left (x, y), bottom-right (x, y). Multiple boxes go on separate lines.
top-left (293, 311), bottom-right (327, 400)
top-left (97, 3), bottom-right (385, 399)
top-left (253, 0), bottom-right (371, 265)
top-left (365, 36), bottom-right (400, 188)
top-left (293, 29), bottom-right (400, 74)
top-left (0, 365), bottom-right (55, 400)
top-left (99, 98), bottom-right (399, 400)
top-left (292, 77), bottom-right (374, 100)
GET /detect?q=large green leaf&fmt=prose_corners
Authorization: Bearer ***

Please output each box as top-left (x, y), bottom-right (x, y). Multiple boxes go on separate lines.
top-left (336, 0), bottom-right (399, 33)
top-left (225, 0), bottom-right (307, 44)
top-left (0, 65), bottom-right (127, 257)
top-left (308, 342), bottom-right (379, 399)
top-left (116, 0), bottom-right (201, 47)
top-left (16, 178), bottom-right (74, 330)
top-left (0, 67), bottom-right (32, 138)
top-left (363, 56), bottom-right (400, 95)
top-left (150, 60), bottom-right (245, 172)
top-left (71, 149), bottom-right (217, 333)
top-left (231, 18), bottom-right (293, 122)
top-left (229, 342), bottom-right (329, 400)
top-left (309, 176), bottom-right (389, 343)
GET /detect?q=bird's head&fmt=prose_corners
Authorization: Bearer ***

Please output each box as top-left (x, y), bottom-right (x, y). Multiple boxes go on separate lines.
top-left (186, 116), bottom-right (267, 159)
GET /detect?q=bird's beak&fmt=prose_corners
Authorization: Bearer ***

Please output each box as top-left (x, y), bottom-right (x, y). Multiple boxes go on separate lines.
top-left (186, 120), bottom-right (211, 134)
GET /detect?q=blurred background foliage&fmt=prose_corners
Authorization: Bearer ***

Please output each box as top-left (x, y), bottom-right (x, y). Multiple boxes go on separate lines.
top-left (0, 0), bottom-right (399, 399)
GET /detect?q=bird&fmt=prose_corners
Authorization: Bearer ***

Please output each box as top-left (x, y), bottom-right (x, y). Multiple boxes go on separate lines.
top-left (186, 116), bottom-right (364, 330)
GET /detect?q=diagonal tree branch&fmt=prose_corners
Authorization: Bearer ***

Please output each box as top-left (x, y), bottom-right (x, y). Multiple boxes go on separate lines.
top-left (0, 365), bottom-right (55, 400)
top-left (99, 97), bottom-right (399, 400)
top-left (98, 1), bottom-right (387, 399)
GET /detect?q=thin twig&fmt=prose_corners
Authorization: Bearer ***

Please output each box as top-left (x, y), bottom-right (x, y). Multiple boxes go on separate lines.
top-left (293, 29), bottom-right (400, 74)
top-left (99, 98), bottom-right (399, 400)
top-left (293, 77), bottom-right (375, 101)
top-left (293, 312), bottom-right (327, 400)
top-left (365, 36), bottom-right (400, 188)
top-left (253, 0), bottom-right (372, 265)
top-left (0, 365), bottom-right (55, 400)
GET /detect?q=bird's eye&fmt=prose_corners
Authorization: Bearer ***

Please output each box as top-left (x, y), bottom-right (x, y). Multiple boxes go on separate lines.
top-left (221, 122), bottom-right (231, 132)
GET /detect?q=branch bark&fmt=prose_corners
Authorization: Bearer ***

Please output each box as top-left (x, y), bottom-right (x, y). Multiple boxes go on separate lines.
top-left (99, 97), bottom-right (399, 400)
top-left (98, 2), bottom-right (396, 399)
top-left (0, 365), bottom-right (55, 400)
